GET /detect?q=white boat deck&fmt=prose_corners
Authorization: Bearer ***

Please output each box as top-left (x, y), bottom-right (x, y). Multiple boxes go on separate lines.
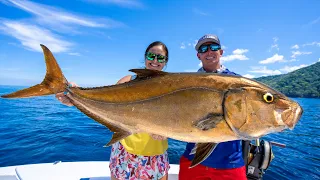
top-left (0, 161), bottom-right (179, 180)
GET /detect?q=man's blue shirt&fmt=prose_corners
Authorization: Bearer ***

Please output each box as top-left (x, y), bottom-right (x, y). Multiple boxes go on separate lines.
top-left (182, 66), bottom-right (245, 169)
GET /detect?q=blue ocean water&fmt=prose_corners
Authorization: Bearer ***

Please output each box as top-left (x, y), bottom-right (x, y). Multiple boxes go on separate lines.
top-left (0, 85), bottom-right (319, 180)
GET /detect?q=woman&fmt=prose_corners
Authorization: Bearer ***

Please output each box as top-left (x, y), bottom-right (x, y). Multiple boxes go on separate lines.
top-left (109, 41), bottom-right (170, 180)
top-left (56, 41), bottom-right (170, 180)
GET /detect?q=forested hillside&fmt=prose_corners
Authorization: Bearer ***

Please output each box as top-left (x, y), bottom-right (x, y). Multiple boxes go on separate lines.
top-left (254, 62), bottom-right (320, 98)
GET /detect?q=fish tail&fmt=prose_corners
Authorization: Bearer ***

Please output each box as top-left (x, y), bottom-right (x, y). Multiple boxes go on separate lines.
top-left (1, 44), bottom-right (67, 98)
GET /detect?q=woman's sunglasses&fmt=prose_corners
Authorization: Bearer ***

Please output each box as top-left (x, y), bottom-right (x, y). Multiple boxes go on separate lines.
top-left (198, 44), bottom-right (221, 53)
top-left (145, 52), bottom-right (167, 63)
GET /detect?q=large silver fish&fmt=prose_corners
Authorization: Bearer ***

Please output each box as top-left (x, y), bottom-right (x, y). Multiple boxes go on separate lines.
top-left (1, 45), bottom-right (303, 167)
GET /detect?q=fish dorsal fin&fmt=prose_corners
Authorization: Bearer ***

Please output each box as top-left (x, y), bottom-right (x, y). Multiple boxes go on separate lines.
top-left (190, 143), bottom-right (218, 168)
top-left (129, 69), bottom-right (168, 80)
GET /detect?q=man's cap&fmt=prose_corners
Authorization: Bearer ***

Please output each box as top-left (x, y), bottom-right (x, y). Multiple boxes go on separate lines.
top-left (195, 34), bottom-right (221, 51)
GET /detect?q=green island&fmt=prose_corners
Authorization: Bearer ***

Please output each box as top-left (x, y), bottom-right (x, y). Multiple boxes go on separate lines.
top-left (254, 62), bottom-right (320, 98)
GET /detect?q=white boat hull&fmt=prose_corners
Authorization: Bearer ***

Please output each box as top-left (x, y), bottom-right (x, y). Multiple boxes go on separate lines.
top-left (0, 161), bottom-right (179, 180)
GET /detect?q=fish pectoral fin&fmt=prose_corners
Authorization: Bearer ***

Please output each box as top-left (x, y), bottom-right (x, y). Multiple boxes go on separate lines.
top-left (190, 143), bottom-right (218, 168)
top-left (129, 69), bottom-right (168, 79)
top-left (104, 130), bottom-right (131, 147)
top-left (194, 113), bottom-right (224, 131)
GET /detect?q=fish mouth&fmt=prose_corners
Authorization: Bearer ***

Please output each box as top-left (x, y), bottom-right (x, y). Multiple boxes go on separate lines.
top-left (276, 102), bottom-right (303, 130)
top-left (285, 104), bottom-right (303, 129)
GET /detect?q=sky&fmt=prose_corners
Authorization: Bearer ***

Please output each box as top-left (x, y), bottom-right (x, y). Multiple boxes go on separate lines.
top-left (0, 0), bottom-right (319, 86)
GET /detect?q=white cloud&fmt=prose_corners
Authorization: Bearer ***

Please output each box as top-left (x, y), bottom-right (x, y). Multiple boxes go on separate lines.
top-left (180, 43), bottom-right (186, 49)
top-left (291, 44), bottom-right (299, 49)
top-left (249, 66), bottom-right (282, 75)
top-left (318, 58), bottom-right (320, 62)
top-left (233, 49), bottom-right (248, 55)
top-left (288, 59), bottom-right (298, 62)
top-left (221, 48), bottom-right (249, 62)
top-left (3, 0), bottom-right (114, 28)
top-left (193, 8), bottom-right (210, 16)
top-left (221, 45), bottom-right (227, 49)
top-left (306, 16), bottom-right (320, 26)
top-left (291, 51), bottom-right (312, 58)
top-left (243, 74), bottom-right (255, 78)
top-left (302, 42), bottom-right (320, 47)
top-left (221, 54), bottom-right (248, 62)
top-left (270, 44), bottom-right (279, 51)
top-left (82, 0), bottom-right (144, 8)
top-left (269, 37), bottom-right (279, 52)
top-left (192, 40), bottom-right (197, 47)
top-left (0, 21), bottom-right (72, 53)
top-left (259, 54), bottom-right (285, 64)
top-left (0, 0), bottom-right (125, 53)
top-left (0, 0), bottom-right (125, 35)
top-left (273, 37), bottom-right (278, 42)
top-left (68, 52), bottom-right (81, 56)
top-left (280, 64), bottom-right (307, 73)
top-left (181, 40), bottom-right (198, 49)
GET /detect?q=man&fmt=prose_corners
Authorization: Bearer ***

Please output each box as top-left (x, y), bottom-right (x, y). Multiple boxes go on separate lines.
top-left (178, 34), bottom-right (247, 180)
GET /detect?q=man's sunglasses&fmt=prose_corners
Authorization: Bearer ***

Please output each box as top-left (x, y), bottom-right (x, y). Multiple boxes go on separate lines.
top-left (198, 44), bottom-right (221, 53)
top-left (145, 52), bottom-right (167, 63)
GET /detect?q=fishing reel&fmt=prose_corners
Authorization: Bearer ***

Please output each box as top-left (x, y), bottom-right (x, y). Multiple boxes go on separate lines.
top-left (244, 139), bottom-right (285, 180)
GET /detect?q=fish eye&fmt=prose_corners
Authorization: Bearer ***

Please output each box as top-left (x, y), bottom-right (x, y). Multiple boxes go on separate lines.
top-left (263, 93), bottom-right (274, 103)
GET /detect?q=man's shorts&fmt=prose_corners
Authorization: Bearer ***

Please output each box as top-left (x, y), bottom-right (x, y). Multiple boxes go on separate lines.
top-left (179, 156), bottom-right (247, 180)
top-left (109, 142), bottom-right (170, 180)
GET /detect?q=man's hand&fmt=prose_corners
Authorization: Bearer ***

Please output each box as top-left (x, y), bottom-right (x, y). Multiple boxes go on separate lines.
top-left (55, 82), bottom-right (78, 107)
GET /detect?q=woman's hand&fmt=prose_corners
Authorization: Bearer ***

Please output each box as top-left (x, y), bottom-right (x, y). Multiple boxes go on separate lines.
top-left (55, 82), bottom-right (78, 107)
top-left (151, 134), bottom-right (167, 141)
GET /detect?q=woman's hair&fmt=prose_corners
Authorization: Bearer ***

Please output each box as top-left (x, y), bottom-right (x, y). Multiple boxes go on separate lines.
top-left (144, 41), bottom-right (169, 62)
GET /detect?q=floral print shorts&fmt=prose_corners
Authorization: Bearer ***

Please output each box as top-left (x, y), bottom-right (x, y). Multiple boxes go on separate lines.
top-left (109, 142), bottom-right (170, 180)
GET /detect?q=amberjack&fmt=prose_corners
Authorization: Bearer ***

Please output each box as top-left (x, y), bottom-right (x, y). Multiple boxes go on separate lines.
top-left (1, 45), bottom-right (303, 167)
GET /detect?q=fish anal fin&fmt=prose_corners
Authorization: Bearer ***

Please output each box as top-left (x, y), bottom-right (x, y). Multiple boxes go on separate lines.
top-left (190, 143), bottom-right (218, 168)
top-left (104, 131), bottom-right (131, 147)
top-left (194, 113), bottom-right (224, 131)
top-left (77, 106), bottom-right (131, 147)
top-left (129, 69), bottom-right (168, 80)
top-left (68, 95), bottom-right (131, 146)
